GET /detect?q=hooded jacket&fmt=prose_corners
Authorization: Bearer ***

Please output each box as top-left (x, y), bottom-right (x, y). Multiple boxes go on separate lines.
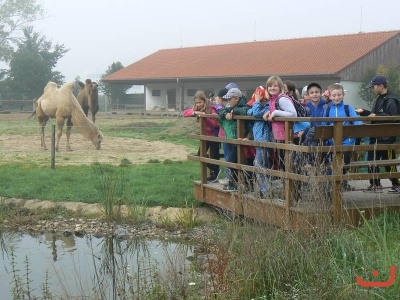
top-left (306, 98), bottom-right (330, 126)
top-left (218, 96), bottom-right (251, 139)
top-left (359, 91), bottom-right (400, 143)
top-left (322, 101), bottom-right (362, 146)
top-left (247, 100), bottom-right (271, 142)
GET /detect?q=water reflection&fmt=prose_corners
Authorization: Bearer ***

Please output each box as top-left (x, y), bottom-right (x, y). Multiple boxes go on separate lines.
top-left (0, 230), bottom-right (194, 299)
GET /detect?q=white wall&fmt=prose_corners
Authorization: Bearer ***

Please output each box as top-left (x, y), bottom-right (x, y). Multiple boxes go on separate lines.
top-left (340, 81), bottom-right (370, 109)
top-left (145, 80), bottom-right (372, 111)
top-left (146, 83), bottom-right (175, 110)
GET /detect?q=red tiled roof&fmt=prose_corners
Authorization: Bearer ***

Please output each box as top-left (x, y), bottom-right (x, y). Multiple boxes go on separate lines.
top-left (104, 30), bottom-right (400, 81)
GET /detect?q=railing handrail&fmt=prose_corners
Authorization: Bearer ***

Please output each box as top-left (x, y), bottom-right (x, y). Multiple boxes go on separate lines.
top-left (189, 114), bottom-right (400, 225)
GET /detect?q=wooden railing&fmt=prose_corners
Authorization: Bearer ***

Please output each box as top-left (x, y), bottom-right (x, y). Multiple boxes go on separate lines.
top-left (188, 114), bottom-right (400, 225)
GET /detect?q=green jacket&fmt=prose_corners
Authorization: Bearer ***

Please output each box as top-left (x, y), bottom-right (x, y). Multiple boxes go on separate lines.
top-left (217, 97), bottom-right (252, 139)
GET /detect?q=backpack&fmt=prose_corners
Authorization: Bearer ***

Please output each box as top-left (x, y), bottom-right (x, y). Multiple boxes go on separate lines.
top-left (325, 104), bottom-right (361, 145)
top-left (324, 104), bottom-right (353, 124)
top-left (275, 95), bottom-right (309, 117)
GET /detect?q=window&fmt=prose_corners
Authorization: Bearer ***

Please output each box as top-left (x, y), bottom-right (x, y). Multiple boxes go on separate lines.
top-left (187, 89), bottom-right (197, 97)
top-left (204, 89), bottom-right (214, 98)
top-left (152, 90), bottom-right (161, 97)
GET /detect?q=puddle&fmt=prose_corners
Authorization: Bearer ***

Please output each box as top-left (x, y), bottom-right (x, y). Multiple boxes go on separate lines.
top-left (0, 230), bottom-right (194, 299)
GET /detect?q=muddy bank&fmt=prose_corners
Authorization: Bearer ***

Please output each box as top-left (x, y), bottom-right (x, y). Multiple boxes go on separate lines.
top-left (1, 198), bottom-right (220, 241)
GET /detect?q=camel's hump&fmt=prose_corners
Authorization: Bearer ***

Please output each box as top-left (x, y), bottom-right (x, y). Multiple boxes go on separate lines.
top-left (60, 82), bottom-right (75, 91)
top-left (43, 82), bottom-right (58, 94)
top-left (77, 81), bottom-right (85, 89)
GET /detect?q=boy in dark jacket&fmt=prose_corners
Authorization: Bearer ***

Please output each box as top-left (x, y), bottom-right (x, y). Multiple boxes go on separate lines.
top-left (357, 75), bottom-right (400, 193)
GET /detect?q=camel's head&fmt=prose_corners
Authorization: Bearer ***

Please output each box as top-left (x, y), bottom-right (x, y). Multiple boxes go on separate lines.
top-left (91, 131), bottom-right (103, 150)
top-left (92, 82), bottom-right (98, 91)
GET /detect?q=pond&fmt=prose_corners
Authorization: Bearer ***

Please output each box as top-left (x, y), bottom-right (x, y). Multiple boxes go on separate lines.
top-left (0, 230), bottom-right (195, 299)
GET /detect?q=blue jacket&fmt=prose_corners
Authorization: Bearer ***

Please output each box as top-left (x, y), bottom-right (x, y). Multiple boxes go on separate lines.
top-left (247, 101), bottom-right (272, 142)
top-left (306, 99), bottom-right (330, 126)
top-left (322, 101), bottom-right (363, 146)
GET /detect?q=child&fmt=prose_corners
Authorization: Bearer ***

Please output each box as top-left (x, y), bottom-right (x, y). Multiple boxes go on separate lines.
top-left (283, 80), bottom-right (310, 144)
top-left (322, 83), bottom-right (363, 191)
top-left (215, 88), bottom-right (230, 185)
top-left (218, 87), bottom-right (251, 191)
top-left (263, 76), bottom-right (297, 171)
top-left (305, 82), bottom-right (330, 126)
top-left (183, 91), bottom-right (221, 182)
top-left (247, 85), bottom-right (272, 197)
top-left (357, 75), bottom-right (400, 193)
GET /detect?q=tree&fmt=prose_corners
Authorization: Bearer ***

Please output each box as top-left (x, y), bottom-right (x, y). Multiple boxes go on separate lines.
top-left (0, 0), bottom-right (44, 62)
top-left (73, 75), bottom-right (82, 96)
top-left (5, 26), bottom-right (68, 99)
top-left (358, 64), bottom-right (400, 108)
top-left (99, 62), bottom-right (131, 108)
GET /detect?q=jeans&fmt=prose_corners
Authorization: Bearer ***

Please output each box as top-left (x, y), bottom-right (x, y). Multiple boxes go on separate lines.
top-left (254, 147), bottom-right (273, 193)
top-left (222, 142), bottom-right (231, 179)
top-left (225, 143), bottom-right (238, 185)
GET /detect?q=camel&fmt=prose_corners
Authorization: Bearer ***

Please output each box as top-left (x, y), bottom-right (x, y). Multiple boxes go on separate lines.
top-left (77, 79), bottom-right (99, 123)
top-left (31, 81), bottom-right (103, 151)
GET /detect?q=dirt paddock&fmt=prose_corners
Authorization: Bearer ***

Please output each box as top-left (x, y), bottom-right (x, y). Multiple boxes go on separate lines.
top-left (0, 112), bottom-right (191, 166)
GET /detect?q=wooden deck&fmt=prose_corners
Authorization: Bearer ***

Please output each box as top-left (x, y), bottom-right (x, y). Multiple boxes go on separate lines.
top-left (194, 179), bottom-right (400, 229)
top-left (189, 114), bottom-right (400, 229)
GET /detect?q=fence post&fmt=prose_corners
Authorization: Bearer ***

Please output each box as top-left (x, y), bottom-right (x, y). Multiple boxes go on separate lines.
top-left (332, 120), bottom-right (343, 225)
top-left (51, 125), bottom-right (56, 170)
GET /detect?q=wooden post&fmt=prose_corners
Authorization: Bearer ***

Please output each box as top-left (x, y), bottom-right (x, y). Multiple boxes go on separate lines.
top-left (332, 121), bottom-right (343, 225)
top-left (51, 125), bottom-right (56, 170)
top-left (236, 118), bottom-right (245, 191)
top-left (199, 116), bottom-right (207, 185)
top-left (284, 120), bottom-right (294, 228)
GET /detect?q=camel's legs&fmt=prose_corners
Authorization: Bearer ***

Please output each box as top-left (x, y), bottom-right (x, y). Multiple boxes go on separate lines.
top-left (65, 117), bottom-right (73, 152)
top-left (83, 107), bottom-right (89, 117)
top-left (91, 112), bottom-right (96, 123)
top-left (39, 116), bottom-right (49, 150)
top-left (55, 118), bottom-right (65, 151)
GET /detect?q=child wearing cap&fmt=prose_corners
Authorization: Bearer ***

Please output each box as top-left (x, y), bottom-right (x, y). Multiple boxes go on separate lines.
top-left (247, 85), bottom-right (272, 196)
top-left (357, 75), bottom-right (400, 193)
top-left (215, 88), bottom-right (230, 185)
top-left (183, 91), bottom-right (221, 183)
top-left (218, 88), bottom-right (251, 191)
top-left (305, 82), bottom-right (330, 126)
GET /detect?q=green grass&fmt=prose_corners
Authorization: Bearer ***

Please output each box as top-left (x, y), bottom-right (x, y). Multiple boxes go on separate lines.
top-left (199, 210), bottom-right (400, 299)
top-left (0, 160), bottom-right (200, 207)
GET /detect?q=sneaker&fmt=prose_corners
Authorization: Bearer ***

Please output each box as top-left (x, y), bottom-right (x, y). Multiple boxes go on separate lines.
top-left (206, 172), bottom-right (215, 182)
top-left (212, 169), bottom-right (221, 183)
top-left (219, 178), bottom-right (229, 185)
top-left (223, 183), bottom-right (237, 191)
top-left (341, 182), bottom-right (355, 191)
top-left (365, 184), bottom-right (383, 192)
top-left (388, 186), bottom-right (400, 194)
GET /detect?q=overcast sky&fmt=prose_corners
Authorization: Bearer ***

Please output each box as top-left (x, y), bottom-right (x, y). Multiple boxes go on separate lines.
top-left (33, 0), bottom-right (400, 82)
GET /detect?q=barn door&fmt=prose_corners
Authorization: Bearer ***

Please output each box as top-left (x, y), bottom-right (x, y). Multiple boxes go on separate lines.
top-left (167, 89), bottom-right (176, 109)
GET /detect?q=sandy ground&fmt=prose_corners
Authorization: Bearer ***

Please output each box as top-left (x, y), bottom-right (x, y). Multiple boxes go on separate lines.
top-left (0, 134), bottom-right (189, 165)
top-left (0, 112), bottom-right (191, 165)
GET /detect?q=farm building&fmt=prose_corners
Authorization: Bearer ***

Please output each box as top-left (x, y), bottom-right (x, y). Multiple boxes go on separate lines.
top-left (102, 30), bottom-right (400, 112)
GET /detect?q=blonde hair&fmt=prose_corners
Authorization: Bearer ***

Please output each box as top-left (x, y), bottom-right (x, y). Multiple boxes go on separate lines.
top-left (266, 76), bottom-right (285, 94)
top-left (328, 83), bottom-right (345, 93)
top-left (193, 91), bottom-right (212, 113)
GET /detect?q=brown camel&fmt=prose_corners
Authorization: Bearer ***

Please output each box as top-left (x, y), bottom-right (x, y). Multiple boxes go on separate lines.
top-left (32, 82), bottom-right (103, 151)
top-left (77, 79), bottom-right (99, 123)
